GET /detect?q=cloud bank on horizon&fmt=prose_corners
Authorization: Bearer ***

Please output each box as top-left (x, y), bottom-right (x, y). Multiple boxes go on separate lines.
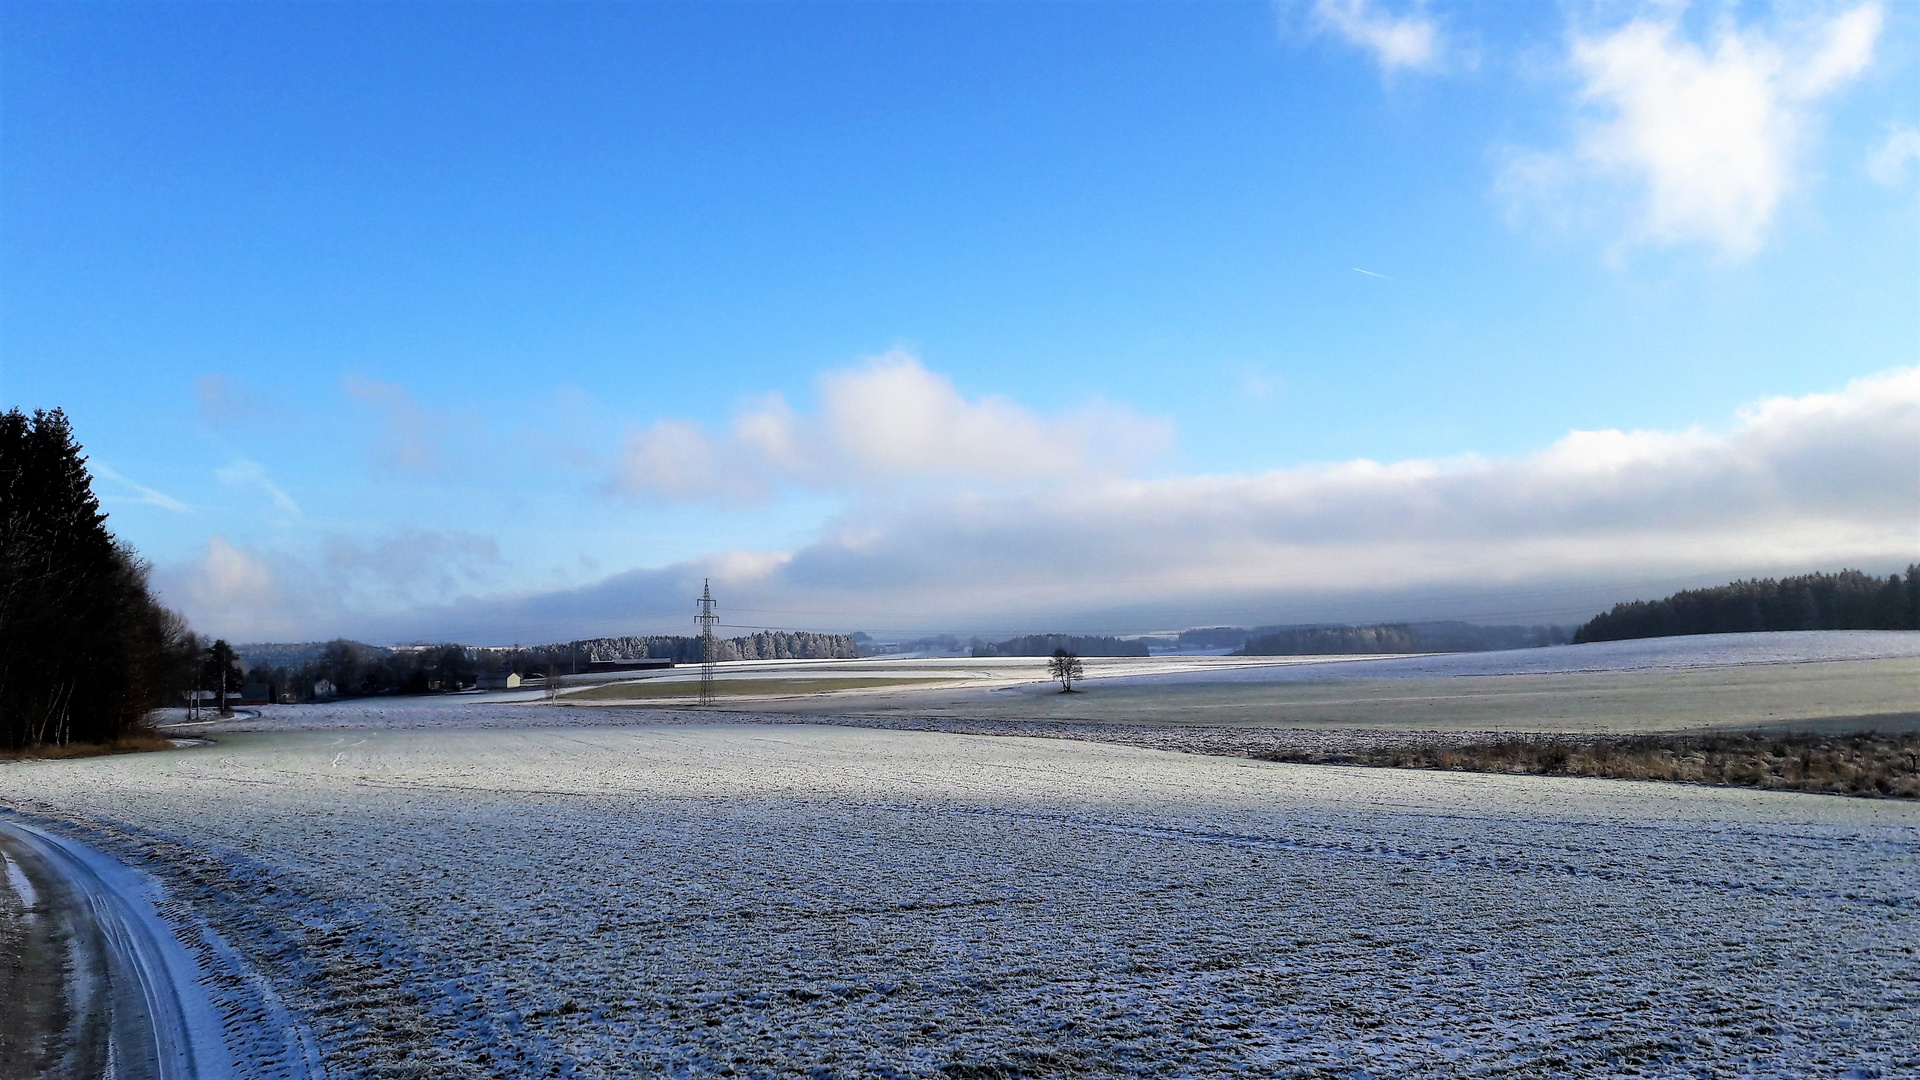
top-left (159, 365), bottom-right (1920, 643)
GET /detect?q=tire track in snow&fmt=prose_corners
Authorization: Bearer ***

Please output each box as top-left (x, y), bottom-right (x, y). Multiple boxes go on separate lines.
top-left (0, 818), bottom-right (221, 1079)
top-left (0, 817), bottom-right (324, 1080)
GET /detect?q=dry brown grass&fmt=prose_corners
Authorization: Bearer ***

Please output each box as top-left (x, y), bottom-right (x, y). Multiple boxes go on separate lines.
top-left (1257, 731), bottom-right (1920, 798)
top-left (0, 727), bottom-right (176, 761)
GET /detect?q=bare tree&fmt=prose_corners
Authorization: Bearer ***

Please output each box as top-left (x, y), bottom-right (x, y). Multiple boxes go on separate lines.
top-left (1047, 648), bottom-right (1084, 693)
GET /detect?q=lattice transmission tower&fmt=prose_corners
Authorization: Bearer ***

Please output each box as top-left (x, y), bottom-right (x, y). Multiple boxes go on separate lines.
top-left (695, 578), bottom-right (719, 706)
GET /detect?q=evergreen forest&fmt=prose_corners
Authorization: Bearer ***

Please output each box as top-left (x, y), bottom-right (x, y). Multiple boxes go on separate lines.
top-left (1237, 623), bottom-right (1421, 656)
top-left (1573, 568), bottom-right (1920, 643)
top-left (971, 634), bottom-right (1149, 658)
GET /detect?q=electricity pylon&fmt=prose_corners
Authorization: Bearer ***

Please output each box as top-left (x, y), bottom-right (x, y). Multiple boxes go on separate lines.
top-left (695, 578), bottom-right (718, 706)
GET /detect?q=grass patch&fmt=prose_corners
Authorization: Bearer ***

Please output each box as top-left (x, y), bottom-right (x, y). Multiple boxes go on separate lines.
top-left (0, 727), bottom-right (176, 761)
top-left (562, 676), bottom-right (956, 701)
top-left (1257, 731), bottom-right (1920, 798)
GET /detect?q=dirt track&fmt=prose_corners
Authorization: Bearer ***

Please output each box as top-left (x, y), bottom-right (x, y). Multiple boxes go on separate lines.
top-left (0, 818), bottom-right (235, 1080)
top-left (0, 831), bottom-right (73, 1078)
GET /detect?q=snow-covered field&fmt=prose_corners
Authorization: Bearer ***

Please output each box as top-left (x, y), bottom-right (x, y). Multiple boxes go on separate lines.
top-left (765, 632), bottom-right (1920, 733)
top-left (530, 629), bottom-right (1920, 700)
top-left (1102, 629), bottom-right (1920, 683)
top-left (3, 722), bottom-right (1916, 1078)
top-left (160, 630), bottom-right (1920, 738)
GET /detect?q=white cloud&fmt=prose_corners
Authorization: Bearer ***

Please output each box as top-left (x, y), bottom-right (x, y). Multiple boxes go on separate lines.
top-left (1867, 124), bottom-right (1920, 186)
top-left (216, 458), bottom-right (301, 516)
top-left (157, 528), bottom-right (508, 641)
top-left (768, 366), bottom-right (1917, 623)
top-left (611, 352), bottom-right (1174, 504)
top-left (613, 419), bottom-right (767, 503)
top-left (92, 463), bottom-right (190, 513)
top-left (1312, 0), bottom-right (1443, 74)
top-left (353, 367), bottom-right (1920, 643)
top-left (159, 537), bottom-right (311, 641)
top-left (1507, 3), bottom-right (1883, 258)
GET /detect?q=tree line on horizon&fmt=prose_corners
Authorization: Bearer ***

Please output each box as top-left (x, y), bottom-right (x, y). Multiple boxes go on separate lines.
top-left (970, 634), bottom-right (1149, 658)
top-left (872, 622), bottom-right (1576, 659)
top-left (1572, 567), bottom-right (1920, 643)
top-left (231, 629), bottom-right (862, 701)
top-left (234, 640), bottom-right (477, 702)
top-left (565, 631), bottom-right (860, 664)
top-left (1234, 621), bottom-right (1570, 657)
top-left (1238, 623), bottom-right (1421, 656)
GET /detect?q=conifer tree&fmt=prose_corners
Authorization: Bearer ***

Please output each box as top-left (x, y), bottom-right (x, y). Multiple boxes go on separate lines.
top-left (0, 408), bottom-right (194, 748)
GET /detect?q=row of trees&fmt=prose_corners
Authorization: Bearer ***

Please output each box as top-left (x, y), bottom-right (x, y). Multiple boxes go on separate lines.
top-left (560, 631), bottom-right (860, 664)
top-left (971, 634), bottom-right (1148, 658)
top-left (0, 410), bottom-right (204, 749)
top-left (230, 630), bottom-right (865, 703)
top-left (1233, 621), bottom-right (1572, 656)
top-left (1573, 567), bottom-right (1920, 643)
top-left (1237, 623), bottom-right (1420, 656)
top-left (1396, 621), bottom-right (1570, 651)
top-left (237, 640), bottom-right (480, 701)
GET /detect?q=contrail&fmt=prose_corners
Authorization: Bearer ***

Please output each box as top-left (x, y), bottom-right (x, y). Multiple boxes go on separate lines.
top-left (1353, 267), bottom-right (1390, 279)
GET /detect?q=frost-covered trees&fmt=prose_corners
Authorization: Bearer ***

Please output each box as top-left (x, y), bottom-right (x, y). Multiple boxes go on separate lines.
top-left (565, 631), bottom-right (860, 664)
top-left (0, 408), bottom-right (197, 748)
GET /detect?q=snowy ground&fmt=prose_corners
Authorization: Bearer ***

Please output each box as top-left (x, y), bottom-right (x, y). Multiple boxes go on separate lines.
top-left (780, 631), bottom-right (1920, 731)
top-left (160, 630), bottom-right (1920, 738)
top-left (1101, 629), bottom-right (1920, 681)
top-left (2, 723), bottom-right (1916, 1078)
top-left (267, 630), bottom-right (1920, 709)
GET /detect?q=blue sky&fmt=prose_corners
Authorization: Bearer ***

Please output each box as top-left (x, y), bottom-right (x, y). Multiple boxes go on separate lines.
top-left (4, 0), bottom-right (1916, 643)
